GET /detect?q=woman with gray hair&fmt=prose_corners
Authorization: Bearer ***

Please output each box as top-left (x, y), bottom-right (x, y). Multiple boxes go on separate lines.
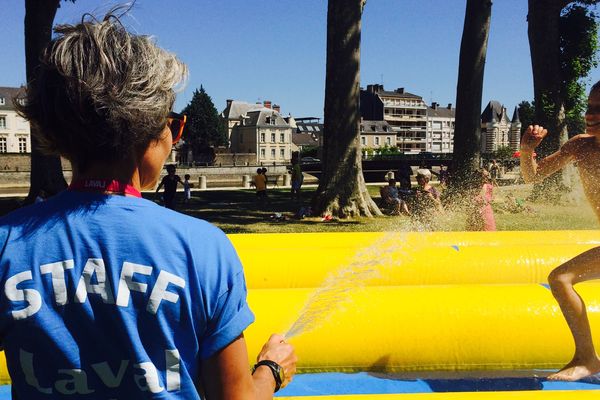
top-left (1, 12), bottom-right (296, 399)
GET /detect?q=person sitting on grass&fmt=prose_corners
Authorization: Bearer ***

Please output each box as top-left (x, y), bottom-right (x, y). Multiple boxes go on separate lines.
top-left (3, 11), bottom-right (296, 399)
top-left (520, 80), bottom-right (600, 381)
top-left (410, 169), bottom-right (443, 229)
top-left (379, 179), bottom-right (410, 215)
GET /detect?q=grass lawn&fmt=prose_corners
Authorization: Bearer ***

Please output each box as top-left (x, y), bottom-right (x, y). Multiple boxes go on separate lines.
top-left (2, 183), bottom-right (595, 234)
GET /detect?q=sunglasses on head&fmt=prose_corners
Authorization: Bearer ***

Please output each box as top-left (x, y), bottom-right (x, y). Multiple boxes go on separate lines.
top-left (167, 112), bottom-right (187, 144)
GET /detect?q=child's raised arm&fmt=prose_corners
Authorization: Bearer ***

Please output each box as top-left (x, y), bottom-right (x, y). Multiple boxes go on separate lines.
top-left (520, 125), bottom-right (575, 183)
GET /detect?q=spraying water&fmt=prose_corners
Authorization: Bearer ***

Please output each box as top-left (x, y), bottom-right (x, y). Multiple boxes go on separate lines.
top-left (285, 232), bottom-right (416, 339)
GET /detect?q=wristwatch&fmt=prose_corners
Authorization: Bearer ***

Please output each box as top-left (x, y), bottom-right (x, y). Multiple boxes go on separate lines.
top-left (252, 360), bottom-right (285, 392)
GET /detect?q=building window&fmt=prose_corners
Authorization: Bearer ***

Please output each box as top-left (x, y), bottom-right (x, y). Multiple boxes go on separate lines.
top-left (280, 149), bottom-right (285, 159)
top-left (280, 133), bottom-right (285, 143)
top-left (270, 148), bottom-right (276, 159)
top-left (386, 137), bottom-right (391, 145)
top-left (0, 137), bottom-right (6, 153)
top-left (361, 137), bottom-right (366, 146)
top-left (0, 116), bottom-right (5, 129)
top-left (260, 132), bottom-right (265, 142)
top-left (271, 133), bottom-right (276, 143)
top-left (0, 98), bottom-right (5, 106)
top-left (375, 137), bottom-right (380, 146)
top-left (260, 148), bottom-right (266, 158)
top-left (18, 137), bottom-right (27, 153)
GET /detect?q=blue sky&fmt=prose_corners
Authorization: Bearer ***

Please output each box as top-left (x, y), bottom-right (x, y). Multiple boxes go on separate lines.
top-left (1, 0), bottom-right (599, 119)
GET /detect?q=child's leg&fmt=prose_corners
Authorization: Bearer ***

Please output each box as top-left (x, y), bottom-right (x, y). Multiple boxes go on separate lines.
top-left (548, 247), bottom-right (600, 381)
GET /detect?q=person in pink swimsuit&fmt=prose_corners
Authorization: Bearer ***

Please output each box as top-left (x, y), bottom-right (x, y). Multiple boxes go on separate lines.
top-left (466, 169), bottom-right (496, 231)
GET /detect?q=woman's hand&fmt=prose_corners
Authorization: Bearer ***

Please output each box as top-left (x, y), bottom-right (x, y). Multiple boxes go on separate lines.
top-left (256, 334), bottom-right (297, 389)
top-left (521, 125), bottom-right (547, 152)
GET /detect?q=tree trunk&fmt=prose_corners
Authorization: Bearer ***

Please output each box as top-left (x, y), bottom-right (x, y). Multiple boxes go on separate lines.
top-left (527, 0), bottom-right (570, 200)
top-left (450, 0), bottom-right (492, 190)
top-left (312, 0), bottom-right (381, 218)
top-left (24, 0), bottom-right (67, 203)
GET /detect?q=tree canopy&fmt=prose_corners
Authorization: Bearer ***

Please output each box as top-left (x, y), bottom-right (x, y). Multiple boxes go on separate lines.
top-left (560, 3), bottom-right (599, 136)
top-left (180, 86), bottom-right (228, 156)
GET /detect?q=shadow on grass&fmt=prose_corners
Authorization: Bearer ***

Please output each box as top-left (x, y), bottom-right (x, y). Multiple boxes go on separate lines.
top-left (145, 188), bottom-right (364, 233)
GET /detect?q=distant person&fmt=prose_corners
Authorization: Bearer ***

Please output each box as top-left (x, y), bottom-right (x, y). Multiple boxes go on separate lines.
top-left (520, 80), bottom-right (600, 382)
top-left (397, 161), bottom-right (413, 191)
top-left (254, 167), bottom-right (268, 204)
top-left (465, 169), bottom-right (496, 231)
top-left (439, 165), bottom-right (450, 186)
top-left (155, 164), bottom-right (183, 209)
top-left (261, 167), bottom-right (271, 187)
top-left (3, 11), bottom-right (295, 399)
top-left (379, 179), bottom-right (410, 215)
top-left (183, 173), bottom-right (192, 203)
top-left (488, 159), bottom-right (500, 186)
top-left (411, 169), bottom-right (442, 229)
top-left (290, 156), bottom-right (304, 201)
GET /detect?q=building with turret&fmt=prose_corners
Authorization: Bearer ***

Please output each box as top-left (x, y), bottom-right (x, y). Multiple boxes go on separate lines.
top-left (480, 100), bottom-right (521, 154)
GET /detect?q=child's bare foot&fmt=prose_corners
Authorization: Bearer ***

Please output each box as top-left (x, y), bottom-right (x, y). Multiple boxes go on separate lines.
top-left (547, 357), bottom-right (600, 381)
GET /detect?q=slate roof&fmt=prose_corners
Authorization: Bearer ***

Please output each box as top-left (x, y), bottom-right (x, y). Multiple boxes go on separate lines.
top-left (427, 105), bottom-right (455, 119)
top-left (481, 100), bottom-right (511, 124)
top-left (364, 84), bottom-right (423, 100)
top-left (222, 101), bottom-right (270, 120)
top-left (292, 132), bottom-right (319, 147)
top-left (296, 122), bottom-right (323, 133)
top-left (0, 86), bottom-right (26, 111)
top-left (512, 106), bottom-right (520, 123)
top-left (360, 120), bottom-right (393, 135)
top-left (243, 109), bottom-right (290, 128)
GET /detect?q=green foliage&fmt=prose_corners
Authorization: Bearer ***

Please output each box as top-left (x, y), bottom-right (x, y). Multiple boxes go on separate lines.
top-left (518, 101), bottom-right (535, 136)
top-left (300, 145), bottom-right (320, 158)
top-left (362, 145), bottom-right (399, 158)
top-left (378, 144), bottom-right (400, 156)
top-left (560, 4), bottom-right (599, 136)
top-left (181, 86), bottom-right (228, 154)
top-left (493, 145), bottom-right (513, 160)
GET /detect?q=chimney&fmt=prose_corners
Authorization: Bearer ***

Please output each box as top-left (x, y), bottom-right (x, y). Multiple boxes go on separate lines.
top-left (431, 102), bottom-right (438, 110)
top-left (226, 99), bottom-right (233, 108)
top-left (264, 100), bottom-right (272, 109)
top-left (447, 103), bottom-right (452, 109)
top-left (273, 104), bottom-right (281, 113)
top-left (395, 87), bottom-right (405, 94)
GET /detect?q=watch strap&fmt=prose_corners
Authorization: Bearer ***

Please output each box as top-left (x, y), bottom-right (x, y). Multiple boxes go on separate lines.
top-left (252, 360), bottom-right (284, 392)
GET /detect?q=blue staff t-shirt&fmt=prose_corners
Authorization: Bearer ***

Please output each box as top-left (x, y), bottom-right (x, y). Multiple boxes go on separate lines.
top-left (0, 190), bottom-right (255, 399)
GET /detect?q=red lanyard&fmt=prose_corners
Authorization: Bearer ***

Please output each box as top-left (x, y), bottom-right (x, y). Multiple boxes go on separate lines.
top-left (68, 179), bottom-right (142, 198)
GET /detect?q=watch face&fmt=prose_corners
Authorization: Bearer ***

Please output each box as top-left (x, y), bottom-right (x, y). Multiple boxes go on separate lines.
top-left (275, 363), bottom-right (285, 383)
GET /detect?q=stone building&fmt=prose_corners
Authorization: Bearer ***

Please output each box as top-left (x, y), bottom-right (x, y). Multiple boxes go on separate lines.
top-left (480, 101), bottom-right (521, 154)
top-left (227, 106), bottom-right (292, 164)
top-left (360, 119), bottom-right (396, 149)
top-left (0, 87), bottom-right (30, 154)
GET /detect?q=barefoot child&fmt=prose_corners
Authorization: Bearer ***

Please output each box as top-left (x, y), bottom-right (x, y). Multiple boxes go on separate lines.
top-left (520, 81), bottom-right (600, 381)
top-left (183, 173), bottom-right (192, 203)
